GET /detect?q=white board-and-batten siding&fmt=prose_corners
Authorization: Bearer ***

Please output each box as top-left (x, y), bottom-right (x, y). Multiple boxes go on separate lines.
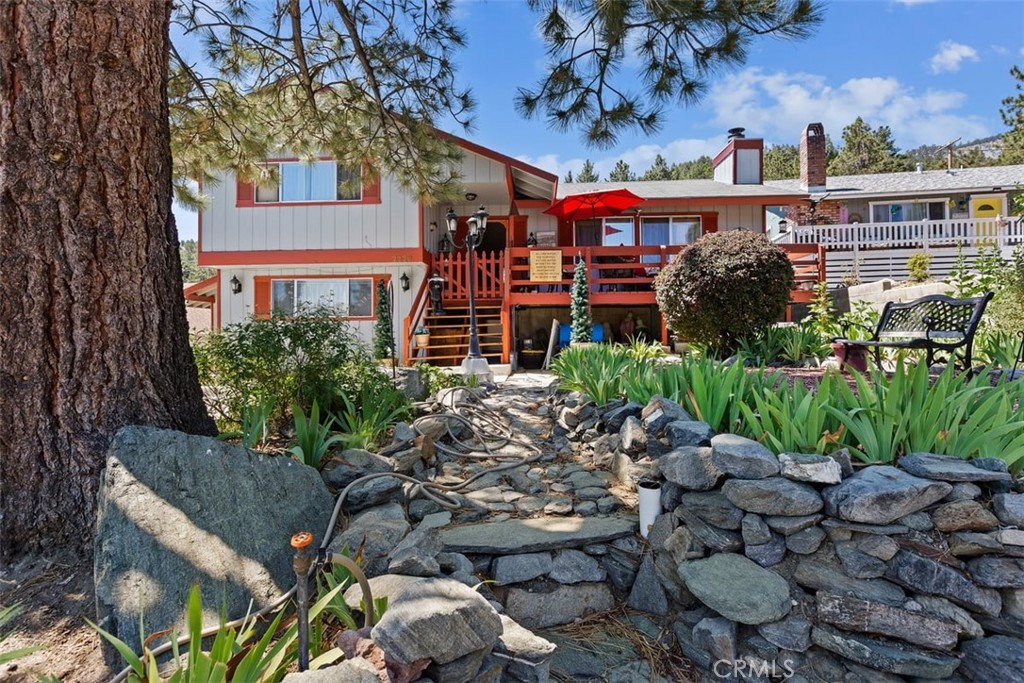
top-left (202, 171), bottom-right (420, 253)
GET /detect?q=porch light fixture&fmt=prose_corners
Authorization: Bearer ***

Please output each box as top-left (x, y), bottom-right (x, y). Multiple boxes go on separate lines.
top-left (465, 192), bottom-right (478, 202)
top-left (526, 232), bottom-right (538, 247)
top-left (429, 221), bottom-right (437, 233)
top-left (445, 208), bottom-right (458, 232)
top-left (400, 272), bottom-right (410, 291)
top-left (230, 275), bottom-right (242, 294)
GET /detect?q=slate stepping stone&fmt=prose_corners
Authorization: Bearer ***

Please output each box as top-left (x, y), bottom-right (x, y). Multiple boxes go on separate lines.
top-left (677, 553), bottom-right (791, 625)
top-left (822, 466), bottom-right (951, 525)
top-left (898, 452), bottom-right (1012, 483)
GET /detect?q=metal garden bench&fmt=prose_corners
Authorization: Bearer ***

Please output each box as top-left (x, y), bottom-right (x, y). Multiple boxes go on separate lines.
top-left (833, 292), bottom-right (994, 373)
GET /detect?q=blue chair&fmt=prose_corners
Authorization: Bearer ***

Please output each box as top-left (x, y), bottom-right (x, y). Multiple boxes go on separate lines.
top-left (559, 323), bottom-right (604, 347)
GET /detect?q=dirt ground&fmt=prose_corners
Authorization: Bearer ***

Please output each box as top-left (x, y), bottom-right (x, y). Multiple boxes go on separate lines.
top-left (0, 551), bottom-right (109, 683)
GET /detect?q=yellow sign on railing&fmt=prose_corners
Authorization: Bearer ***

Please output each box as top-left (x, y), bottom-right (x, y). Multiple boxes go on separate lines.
top-left (529, 250), bottom-right (564, 282)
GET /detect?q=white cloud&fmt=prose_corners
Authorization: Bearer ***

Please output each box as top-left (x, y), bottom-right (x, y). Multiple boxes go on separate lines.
top-left (893, 0), bottom-right (939, 5)
top-left (929, 41), bottom-right (980, 74)
top-left (703, 67), bottom-right (989, 149)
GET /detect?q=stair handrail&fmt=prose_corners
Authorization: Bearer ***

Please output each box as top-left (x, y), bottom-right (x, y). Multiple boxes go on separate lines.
top-left (402, 275), bottom-right (430, 365)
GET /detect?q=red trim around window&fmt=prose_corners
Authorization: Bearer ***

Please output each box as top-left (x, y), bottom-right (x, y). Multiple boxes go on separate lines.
top-left (236, 161), bottom-right (382, 208)
top-left (252, 273), bottom-right (390, 321)
top-left (199, 247), bottom-right (428, 267)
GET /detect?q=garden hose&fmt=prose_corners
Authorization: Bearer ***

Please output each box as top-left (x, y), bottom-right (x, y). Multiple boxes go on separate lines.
top-left (109, 385), bottom-right (541, 683)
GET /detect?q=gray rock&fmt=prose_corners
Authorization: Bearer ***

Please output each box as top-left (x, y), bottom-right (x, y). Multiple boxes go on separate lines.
top-left (472, 654), bottom-right (506, 683)
top-left (722, 477), bottom-right (823, 516)
top-left (915, 595), bottom-right (985, 639)
top-left (657, 447), bottom-right (723, 491)
top-left (778, 453), bottom-right (843, 484)
top-left (606, 660), bottom-right (672, 683)
top-left (675, 507), bottom-right (743, 552)
top-left (764, 514), bottom-right (823, 536)
top-left (437, 552), bottom-right (474, 577)
top-left (441, 517), bottom-right (637, 555)
top-left (785, 526), bottom-right (826, 555)
top-left (679, 491), bottom-right (744, 530)
top-left (857, 535), bottom-right (899, 561)
top-left (993, 493), bottom-right (1024, 526)
top-left (388, 526), bottom-right (444, 577)
top-left (492, 553), bottom-right (553, 585)
top-left (672, 622), bottom-right (713, 670)
top-left (548, 549), bottom-right (606, 584)
top-left (745, 532), bottom-right (787, 567)
top-left (968, 557), bottom-right (1024, 588)
top-left (898, 511), bottom-right (934, 532)
top-left (282, 658), bottom-right (380, 683)
top-left (885, 550), bottom-right (1002, 616)
top-left (321, 449), bottom-right (394, 489)
top-left (619, 416), bottom-right (648, 455)
top-left (343, 573), bottom-right (423, 613)
top-left (815, 592), bottom-right (959, 649)
top-left (664, 526), bottom-right (705, 564)
top-left (603, 402), bottom-right (644, 433)
top-left (331, 503), bottom-right (412, 576)
top-left (409, 498), bottom-right (444, 522)
top-left (810, 624), bottom-right (960, 679)
top-left (898, 452), bottom-right (1013, 483)
top-left (836, 542), bottom-right (887, 578)
top-left (492, 615), bottom-right (557, 683)
top-left (995, 529), bottom-right (1024, 547)
top-left (710, 434), bottom-right (781, 479)
top-left (575, 487), bottom-right (607, 501)
top-left (757, 614), bottom-right (812, 652)
top-left (795, 560), bottom-right (907, 606)
top-left (666, 420), bottom-right (715, 448)
top-left (343, 476), bottom-right (405, 512)
top-left (515, 497), bottom-right (547, 517)
top-left (641, 395), bottom-right (692, 436)
top-left (820, 518), bottom-right (909, 535)
top-left (947, 481), bottom-right (983, 501)
top-left (371, 577), bottom-right (503, 666)
top-left (1003, 588), bottom-right (1024, 621)
top-left (505, 583), bottom-right (615, 629)
top-left (933, 499), bottom-right (999, 532)
top-left (573, 501), bottom-right (597, 516)
top-left (627, 554), bottom-right (669, 616)
top-left (542, 496), bottom-right (573, 515)
top-left (418, 511), bottom-right (453, 530)
top-left (822, 466), bottom-right (952, 525)
top-left (596, 496), bottom-right (620, 514)
top-left (693, 617), bottom-right (737, 662)
top-left (959, 636), bottom-right (1024, 683)
top-left (949, 532), bottom-right (1004, 557)
top-left (426, 647), bottom-right (489, 683)
top-left (742, 514), bottom-right (772, 546)
top-left (647, 512), bottom-right (676, 550)
top-left (677, 553), bottom-right (792, 625)
top-left (94, 426), bottom-right (335, 658)
top-left (828, 448), bottom-right (855, 477)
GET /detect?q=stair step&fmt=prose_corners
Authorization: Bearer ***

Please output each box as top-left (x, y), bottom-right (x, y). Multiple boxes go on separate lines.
top-left (423, 343), bottom-right (503, 351)
top-left (412, 354), bottom-right (503, 363)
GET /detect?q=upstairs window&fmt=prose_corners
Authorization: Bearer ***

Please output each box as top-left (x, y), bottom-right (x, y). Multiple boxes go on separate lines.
top-left (270, 278), bottom-right (373, 318)
top-left (255, 161), bottom-right (362, 203)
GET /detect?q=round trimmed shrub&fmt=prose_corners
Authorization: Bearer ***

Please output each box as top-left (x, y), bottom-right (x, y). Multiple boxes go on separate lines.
top-left (654, 230), bottom-right (795, 353)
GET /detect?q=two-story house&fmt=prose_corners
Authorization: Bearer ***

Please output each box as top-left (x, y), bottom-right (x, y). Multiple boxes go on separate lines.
top-left (186, 131), bottom-right (812, 367)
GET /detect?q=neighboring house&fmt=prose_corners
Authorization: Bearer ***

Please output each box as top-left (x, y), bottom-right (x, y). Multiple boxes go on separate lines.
top-left (186, 130), bottom-right (814, 366)
top-left (766, 123), bottom-right (1024, 284)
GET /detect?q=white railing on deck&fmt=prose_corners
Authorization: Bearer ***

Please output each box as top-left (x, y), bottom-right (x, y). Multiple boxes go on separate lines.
top-left (777, 217), bottom-right (1024, 252)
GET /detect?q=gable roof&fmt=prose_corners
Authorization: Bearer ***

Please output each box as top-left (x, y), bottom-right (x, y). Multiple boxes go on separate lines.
top-left (442, 131), bottom-right (558, 201)
top-left (764, 164), bottom-right (1024, 201)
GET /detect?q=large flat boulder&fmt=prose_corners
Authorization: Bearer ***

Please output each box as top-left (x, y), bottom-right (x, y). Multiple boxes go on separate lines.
top-left (439, 516), bottom-right (636, 554)
top-left (94, 426), bottom-right (333, 656)
top-left (677, 553), bottom-right (791, 625)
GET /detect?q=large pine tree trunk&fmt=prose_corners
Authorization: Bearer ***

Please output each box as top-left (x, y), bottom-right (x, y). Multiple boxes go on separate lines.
top-left (0, 1), bottom-right (216, 558)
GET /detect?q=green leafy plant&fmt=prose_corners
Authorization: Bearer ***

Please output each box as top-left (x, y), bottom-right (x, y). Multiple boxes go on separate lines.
top-left (976, 329), bottom-right (1023, 369)
top-left (625, 339), bottom-right (667, 363)
top-left (91, 583), bottom-right (349, 682)
top-left (570, 257), bottom-right (592, 344)
top-left (335, 385), bottom-right (411, 450)
top-left (989, 245), bottom-right (1024, 334)
top-left (740, 373), bottom-right (846, 453)
top-left (736, 326), bottom-right (789, 365)
top-left (655, 231), bottom-right (795, 354)
top-left (551, 344), bottom-right (631, 406)
top-left (373, 280), bottom-right (396, 360)
top-left (906, 252), bottom-right (931, 282)
top-left (290, 400), bottom-right (344, 469)
top-left (218, 395), bottom-right (277, 449)
top-left (416, 362), bottom-right (465, 395)
top-left (0, 604), bottom-right (38, 665)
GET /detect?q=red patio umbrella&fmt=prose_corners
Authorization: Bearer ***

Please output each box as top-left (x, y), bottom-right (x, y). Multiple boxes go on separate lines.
top-left (544, 188), bottom-right (644, 222)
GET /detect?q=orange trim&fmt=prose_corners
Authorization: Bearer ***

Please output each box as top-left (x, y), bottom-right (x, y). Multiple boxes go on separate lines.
top-left (515, 199), bottom-right (550, 209)
top-left (505, 164), bottom-right (516, 205)
top-left (252, 273), bottom-right (390, 321)
top-left (184, 274), bottom-right (219, 300)
top-left (215, 270), bottom-right (222, 330)
top-left (198, 247), bottom-right (428, 267)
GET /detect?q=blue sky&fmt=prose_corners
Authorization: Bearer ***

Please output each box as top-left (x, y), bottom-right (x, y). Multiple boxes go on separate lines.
top-left (174, 0), bottom-right (1023, 241)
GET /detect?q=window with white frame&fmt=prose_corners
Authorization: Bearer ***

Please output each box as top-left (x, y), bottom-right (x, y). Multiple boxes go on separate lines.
top-left (255, 161), bottom-right (361, 203)
top-left (271, 278), bottom-right (373, 317)
top-left (641, 216), bottom-right (701, 246)
top-left (870, 200), bottom-right (946, 223)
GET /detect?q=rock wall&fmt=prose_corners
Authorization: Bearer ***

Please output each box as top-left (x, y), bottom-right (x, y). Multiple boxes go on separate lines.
top-left (566, 393), bottom-right (1024, 682)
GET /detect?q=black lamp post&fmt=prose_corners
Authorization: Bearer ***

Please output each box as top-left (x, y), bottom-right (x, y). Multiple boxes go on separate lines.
top-left (443, 206), bottom-right (493, 382)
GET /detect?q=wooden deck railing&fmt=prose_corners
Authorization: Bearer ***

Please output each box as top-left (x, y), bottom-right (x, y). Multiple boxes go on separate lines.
top-left (432, 250), bottom-right (504, 300)
top-left (776, 217), bottom-right (1024, 252)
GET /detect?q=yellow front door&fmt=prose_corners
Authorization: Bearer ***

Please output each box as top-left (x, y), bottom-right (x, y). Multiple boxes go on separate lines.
top-left (972, 195), bottom-right (1005, 238)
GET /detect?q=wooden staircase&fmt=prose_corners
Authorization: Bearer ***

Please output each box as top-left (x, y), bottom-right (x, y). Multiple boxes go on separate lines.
top-left (412, 303), bottom-right (504, 366)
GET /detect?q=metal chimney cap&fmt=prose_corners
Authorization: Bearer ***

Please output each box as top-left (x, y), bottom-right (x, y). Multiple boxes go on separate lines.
top-left (727, 127), bottom-right (746, 139)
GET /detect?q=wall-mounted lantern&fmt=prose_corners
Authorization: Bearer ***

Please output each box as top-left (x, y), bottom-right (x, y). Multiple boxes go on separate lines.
top-left (230, 275), bottom-right (242, 294)
top-left (399, 272), bottom-right (410, 291)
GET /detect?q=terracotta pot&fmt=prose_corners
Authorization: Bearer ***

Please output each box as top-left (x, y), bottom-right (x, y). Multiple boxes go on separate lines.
top-left (831, 342), bottom-right (869, 372)
top-left (415, 333), bottom-right (430, 349)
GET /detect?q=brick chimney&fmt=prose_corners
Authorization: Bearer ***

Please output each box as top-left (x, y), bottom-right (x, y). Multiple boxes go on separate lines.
top-left (800, 123), bottom-right (827, 192)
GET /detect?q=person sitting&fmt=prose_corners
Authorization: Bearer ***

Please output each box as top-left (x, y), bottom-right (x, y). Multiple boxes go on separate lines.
top-left (619, 311), bottom-right (636, 342)
top-left (633, 318), bottom-right (650, 343)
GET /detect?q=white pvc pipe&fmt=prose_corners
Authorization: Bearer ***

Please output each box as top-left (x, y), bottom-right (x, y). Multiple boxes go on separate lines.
top-left (637, 480), bottom-right (662, 539)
